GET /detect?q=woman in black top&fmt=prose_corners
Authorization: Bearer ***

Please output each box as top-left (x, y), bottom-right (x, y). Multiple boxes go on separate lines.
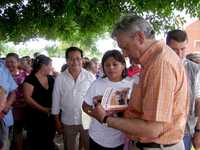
top-left (23, 55), bottom-right (56, 150)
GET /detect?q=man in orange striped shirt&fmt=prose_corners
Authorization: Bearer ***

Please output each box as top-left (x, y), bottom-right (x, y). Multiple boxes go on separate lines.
top-left (92, 15), bottom-right (189, 150)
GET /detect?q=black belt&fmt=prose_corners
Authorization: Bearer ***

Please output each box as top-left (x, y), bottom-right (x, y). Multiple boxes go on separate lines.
top-left (136, 142), bottom-right (177, 149)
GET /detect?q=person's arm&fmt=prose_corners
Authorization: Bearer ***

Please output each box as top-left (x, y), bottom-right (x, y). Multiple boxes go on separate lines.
top-left (23, 82), bottom-right (49, 114)
top-left (54, 114), bottom-right (63, 134)
top-left (92, 104), bottom-right (164, 138)
top-left (192, 71), bottom-right (200, 149)
top-left (2, 67), bottom-right (17, 113)
top-left (2, 90), bottom-right (16, 113)
top-left (192, 98), bottom-right (200, 149)
top-left (195, 99), bottom-right (200, 129)
top-left (0, 112), bottom-right (4, 120)
top-left (0, 90), bottom-right (16, 119)
top-left (51, 76), bottom-right (63, 133)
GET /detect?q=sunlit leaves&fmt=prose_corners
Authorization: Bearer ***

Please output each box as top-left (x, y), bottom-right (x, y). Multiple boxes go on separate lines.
top-left (0, 0), bottom-right (199, 48)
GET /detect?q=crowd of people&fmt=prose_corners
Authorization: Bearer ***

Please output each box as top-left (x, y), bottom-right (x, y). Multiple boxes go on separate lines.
top-left (0, 14), bottom-right (200, 150)
top-left (0, 50), bottom-right (102, 150)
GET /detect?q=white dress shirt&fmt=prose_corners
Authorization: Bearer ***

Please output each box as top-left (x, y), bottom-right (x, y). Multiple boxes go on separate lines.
top-left (52, 68), bottom-right (95, 125)
top-left (195, 71), bottom-right (200, 99)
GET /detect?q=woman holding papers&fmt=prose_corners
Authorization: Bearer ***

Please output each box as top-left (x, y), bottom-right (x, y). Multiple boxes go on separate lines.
top-left (82, 50), bottom-right (138, 150)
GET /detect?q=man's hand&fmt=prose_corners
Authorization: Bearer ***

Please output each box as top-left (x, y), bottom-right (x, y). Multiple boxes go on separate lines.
top-left (93, 96), bottom-right (103, 106)
top-left (192, 132), bottom-right (200, 149)
top-left (92, 104), bottom-right (107, 123)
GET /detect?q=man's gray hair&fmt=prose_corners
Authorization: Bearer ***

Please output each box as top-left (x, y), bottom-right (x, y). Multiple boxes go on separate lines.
top-left (112, 15), bottom-right (155, 39)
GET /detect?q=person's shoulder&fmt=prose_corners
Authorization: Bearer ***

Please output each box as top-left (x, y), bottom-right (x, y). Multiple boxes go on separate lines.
top-left (125, 75), bottom-right (139, 84)
top-left (82, 68), bottom-right (95, 79)
top-left (159, 43), bottom-right (178, 60)
top-left (82, 68), bottom-right (90, 75)
top-left (47, 75), bottom-right (55, 81)
top-left (55, 71), bottom-right (66, 79)
top-left (25, 73), bottom-right (35, 80)
top-left (0, 62), bottom-right (3, 68)
top-left (158, 46), bottom-right (183, 69)
top-left (24, 73), bottom-right (36, 84)
top-left (0, 63), bottom-right (9, 73)
top-left (89, 78), bottom-right (105, 87)
top-left (185, 59), bottom-right (198, 67)
top-left (93, 77), bottom-right (105, 84)
top-left (185, 59), bottom-right (200, 71)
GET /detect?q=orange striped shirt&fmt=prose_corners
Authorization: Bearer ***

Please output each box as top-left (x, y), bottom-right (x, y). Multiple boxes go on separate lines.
top-left (124, 41), bottom-right (189, 144)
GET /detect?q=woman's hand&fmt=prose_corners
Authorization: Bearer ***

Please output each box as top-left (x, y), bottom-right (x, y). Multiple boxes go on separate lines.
top-left (0, 111), bottom-right (5, 120)
top-left (42, 107), bottom-right (51, 116)
top-left (55, 116), bottom-right (63, 134)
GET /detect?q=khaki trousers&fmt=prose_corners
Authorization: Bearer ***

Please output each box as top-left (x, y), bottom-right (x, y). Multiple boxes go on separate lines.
top-left (131, 140), bottom-right (185, 150)
top-left (63, 124), bottom-right (89, 150)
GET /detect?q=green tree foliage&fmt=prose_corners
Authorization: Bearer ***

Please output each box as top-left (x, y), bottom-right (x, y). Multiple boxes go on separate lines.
top-left (18, 47), bottom-right (32, 56)
top-left (46, 44), bottom-right (101, 58)
top-left (0, 41), bottom-right (37, 57)
top-left (46, 45), bottom-right (64, 57)
top-left (0, 0), bottom-right (199, 48)
top-left (0, 42), bottom-right (17, 56)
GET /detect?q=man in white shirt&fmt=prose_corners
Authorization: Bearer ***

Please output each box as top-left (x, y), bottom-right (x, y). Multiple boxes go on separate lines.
top-left (51, 47), bottom-right (95, 150)
top-left (166, 30), bottom-right (200, 150)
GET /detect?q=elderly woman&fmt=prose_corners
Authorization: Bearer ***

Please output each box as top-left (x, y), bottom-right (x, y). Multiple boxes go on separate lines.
top-left (23, 55), bottom-right (56, 150)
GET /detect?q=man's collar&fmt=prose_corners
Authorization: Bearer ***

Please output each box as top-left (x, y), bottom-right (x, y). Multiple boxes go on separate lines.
top-left (139, 40), bottom-right (164, 67)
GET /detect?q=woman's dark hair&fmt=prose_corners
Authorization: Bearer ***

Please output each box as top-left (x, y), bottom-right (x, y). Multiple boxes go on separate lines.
top-left (84, 60), bottom-right (94, 71)
top-left (6, 53), bottom-right (19, 61)
top-left (101, 50), bottom-right (127, 78)
top-left (65, 47), bottom-right (83, 60)
top-left (32, 55), bottom-right (52, 74)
